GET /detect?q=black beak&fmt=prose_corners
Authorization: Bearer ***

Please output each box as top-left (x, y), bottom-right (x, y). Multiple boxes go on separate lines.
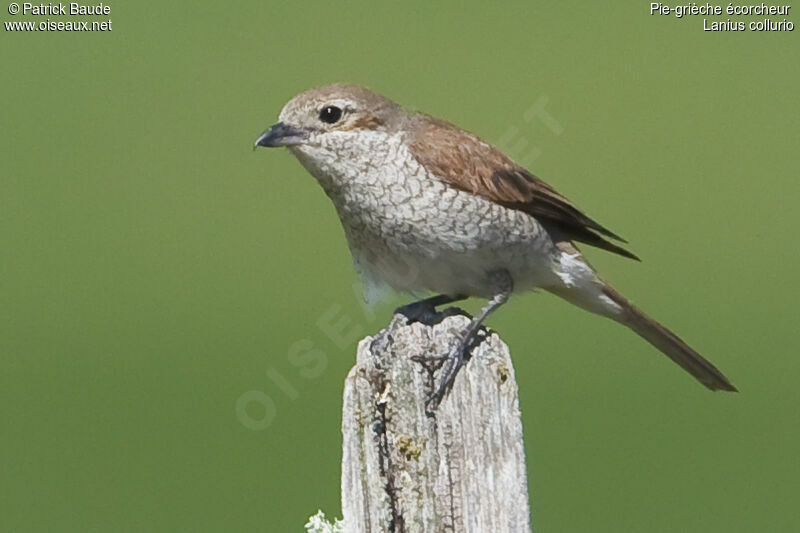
top-left (253, 122), bottom-right (308, 148)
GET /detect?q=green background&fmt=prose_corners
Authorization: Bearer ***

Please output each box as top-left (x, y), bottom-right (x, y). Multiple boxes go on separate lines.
top-left (2, 1), bottom-right (798, 531)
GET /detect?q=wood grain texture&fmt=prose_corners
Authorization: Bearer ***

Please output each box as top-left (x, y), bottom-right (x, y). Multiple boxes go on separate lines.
top-left (341, 313), bottom-right (531, 533)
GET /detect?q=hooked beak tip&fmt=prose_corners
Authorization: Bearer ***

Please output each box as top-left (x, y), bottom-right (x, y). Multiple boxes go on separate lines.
top-left (254, 122), bottom-right (307, 149)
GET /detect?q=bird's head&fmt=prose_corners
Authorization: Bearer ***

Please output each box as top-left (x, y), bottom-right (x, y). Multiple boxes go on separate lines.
top-left (254, 83), bottom-right (403, 155)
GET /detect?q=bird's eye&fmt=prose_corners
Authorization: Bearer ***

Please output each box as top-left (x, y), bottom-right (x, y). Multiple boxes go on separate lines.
top-left (319, 106), bottom-right (343, 124)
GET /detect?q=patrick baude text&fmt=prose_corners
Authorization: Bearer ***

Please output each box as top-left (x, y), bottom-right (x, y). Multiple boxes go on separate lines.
top-left (21, 3), bottom-right (111, 16)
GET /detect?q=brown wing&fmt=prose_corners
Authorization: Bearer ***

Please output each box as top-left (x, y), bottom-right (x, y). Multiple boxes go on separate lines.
top-left (407, 114), bottom-right (639, 260)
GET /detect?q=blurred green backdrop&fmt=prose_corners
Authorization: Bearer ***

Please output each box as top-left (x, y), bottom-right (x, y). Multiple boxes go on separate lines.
top-left (2, 1), bottom-right (798, 531)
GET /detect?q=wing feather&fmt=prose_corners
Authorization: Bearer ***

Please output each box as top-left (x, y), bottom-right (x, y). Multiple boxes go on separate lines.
top-left (407, 114), bottom-right (639, 261)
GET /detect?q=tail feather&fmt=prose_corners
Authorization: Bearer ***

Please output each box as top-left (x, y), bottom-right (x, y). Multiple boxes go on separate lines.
top-left (602, 284), bottom-right (737, 392)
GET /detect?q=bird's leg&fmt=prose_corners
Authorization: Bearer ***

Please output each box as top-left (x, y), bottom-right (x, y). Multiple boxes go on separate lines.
top-left (426, 270), bottom-right (513, 413)
top-left (395, 294), bottom-right (466, 324)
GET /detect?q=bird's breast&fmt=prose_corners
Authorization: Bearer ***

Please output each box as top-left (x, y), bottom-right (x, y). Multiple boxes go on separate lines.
top-left (291, 132), bottom-right (560, 296)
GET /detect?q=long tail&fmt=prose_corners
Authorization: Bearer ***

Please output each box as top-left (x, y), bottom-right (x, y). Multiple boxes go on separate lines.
top-left (601, 284), bottom-right (737, 392)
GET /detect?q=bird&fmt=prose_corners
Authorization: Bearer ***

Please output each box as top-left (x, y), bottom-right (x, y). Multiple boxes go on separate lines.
top-left (254, 83), bottom-right (736, 407)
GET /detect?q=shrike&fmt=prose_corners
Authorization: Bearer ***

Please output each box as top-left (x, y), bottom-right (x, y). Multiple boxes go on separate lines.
top-left (255, 83), bottom-right (736, 407)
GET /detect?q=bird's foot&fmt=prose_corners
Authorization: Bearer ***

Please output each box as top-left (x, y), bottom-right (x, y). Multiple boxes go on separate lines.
top-left (418, 327), bottom-right (491, 415)
top-left (395, 303), bottom-right (467, 328)
top-left (394, 300), bottom-right (440, 325)
top-left (424, 336), bottom-right (469, 414)
top-left (373, 299), bottom-right (464, 364)
top-left (369, 313), bottom-right (408, 357)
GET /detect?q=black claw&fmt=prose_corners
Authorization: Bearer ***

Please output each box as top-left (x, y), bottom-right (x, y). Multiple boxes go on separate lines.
top-left (425, 338), bottom-right (470, 412)
top-left (421, 325), bottom-right (495, 413)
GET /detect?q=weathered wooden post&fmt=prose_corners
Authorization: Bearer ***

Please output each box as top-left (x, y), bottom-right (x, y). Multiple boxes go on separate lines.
top-left (341, 312), bottom-right (531, 533)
